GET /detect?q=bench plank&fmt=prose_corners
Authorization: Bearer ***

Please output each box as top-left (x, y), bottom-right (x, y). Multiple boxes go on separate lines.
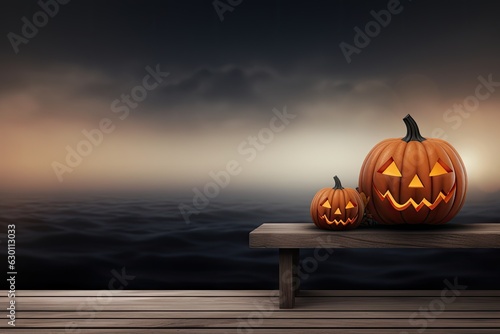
top-left (250, 223), bottom-right (500, 248)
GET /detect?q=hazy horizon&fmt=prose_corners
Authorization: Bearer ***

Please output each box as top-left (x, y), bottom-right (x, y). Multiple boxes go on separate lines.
top-left (2, 0), bottom-right (500, 199)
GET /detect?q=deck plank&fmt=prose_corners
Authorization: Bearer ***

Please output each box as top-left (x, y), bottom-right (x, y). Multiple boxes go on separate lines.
top-left (6, 296), bottom-right (500, 311)
top-left (11, 289), bottom-right (500, 297)
top-left (1, 290), bottom-right (498, 332)
top-left (4, 330), bottom-right (500, 334)
top-left (10, 311), bottom-right (500, 319)
top-left (6, 318), bottom-right (500, 328)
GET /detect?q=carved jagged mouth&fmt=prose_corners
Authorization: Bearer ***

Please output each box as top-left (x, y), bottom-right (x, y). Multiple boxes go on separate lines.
top-left (374, 183), bottom-right (456, 212)
top-left (321, 214), bottom-right (358, 226)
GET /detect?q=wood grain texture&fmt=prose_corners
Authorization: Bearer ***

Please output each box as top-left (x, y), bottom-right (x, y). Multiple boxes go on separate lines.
top-left (10, 310), bottom-right (500, 319)
top-left (10, 290), bottom-right (500, 297)
top-left (250, 223), bottom-right (500, 248)
top-left (10, 296), bottom-right (277, 311)
top-left (279, 249), bottom-right (296, 308)
top-left (9, 318), bottom-right (500, 328)
top-left (292, 249), bottom-right (300, 296)
top-left (3, 330), bottom-right (500, 334)
top-left (1, 290), bottom-right (499, 332)
top-left (6, 296), bottom-right (500, 311)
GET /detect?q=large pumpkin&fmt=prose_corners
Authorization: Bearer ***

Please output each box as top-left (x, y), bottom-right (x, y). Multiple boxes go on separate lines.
top-left (358, 114), bottom-right (467, 225)
top-left (311, 176), bottom-right (364, 230)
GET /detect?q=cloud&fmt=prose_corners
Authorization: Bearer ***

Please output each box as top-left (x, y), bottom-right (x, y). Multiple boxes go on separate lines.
top-left (0, 61), bottom-right (403, 128)
top-left (146, 65), bottom-right (391, 123)
top-left (154, 66), bottom-right (279, 107)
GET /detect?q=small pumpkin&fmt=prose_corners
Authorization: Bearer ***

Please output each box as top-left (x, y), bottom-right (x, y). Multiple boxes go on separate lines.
top-left (310, 176), bottom-right (364, 230)
top-left (358, 114), bottom-right (467, 225)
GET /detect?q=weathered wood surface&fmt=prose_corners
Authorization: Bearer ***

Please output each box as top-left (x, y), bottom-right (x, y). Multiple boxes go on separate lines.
top-left (250, 223), bottom-right (500, 248)
top-left (279, 248), bottom-right (299, 308)
top-left (1, 290), bottom-right (500, 333)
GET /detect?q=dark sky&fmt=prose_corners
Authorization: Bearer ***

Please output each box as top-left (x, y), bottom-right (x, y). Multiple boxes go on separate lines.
top-left (3, 1), bottom-right (500, 83)
top-left (1, 0), bottom-right (500, 194)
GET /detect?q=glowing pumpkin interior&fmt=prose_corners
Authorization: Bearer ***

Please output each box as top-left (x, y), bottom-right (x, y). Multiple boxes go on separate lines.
top-left (375, 157), bottom-right (456, 212)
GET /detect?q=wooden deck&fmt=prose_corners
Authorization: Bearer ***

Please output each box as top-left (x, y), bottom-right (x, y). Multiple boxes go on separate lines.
top-left (2, 290), bottom-right (500, 333)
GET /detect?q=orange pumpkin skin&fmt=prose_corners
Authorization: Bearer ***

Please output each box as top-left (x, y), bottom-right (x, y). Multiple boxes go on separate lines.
top-left (358, 115), bottom-right (467, 225)
top-left (310, 176), bottom-right (364, 230)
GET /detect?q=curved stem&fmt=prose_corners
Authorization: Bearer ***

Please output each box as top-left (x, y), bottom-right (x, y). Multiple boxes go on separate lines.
top-left (402, 114), bottom-right (426, 142)
top-left (333, 175), bottom-right (344, 190)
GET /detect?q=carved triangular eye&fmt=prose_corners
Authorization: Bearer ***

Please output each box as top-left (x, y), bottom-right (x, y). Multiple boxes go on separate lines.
top-left (345, 201), bottom-right (356, 209)
top-left (322, 199), bottom-right (331, 208)
top-left (378, 158), bottom-right (402, 177)
top-left (429, 159), bottom-right (452, 176)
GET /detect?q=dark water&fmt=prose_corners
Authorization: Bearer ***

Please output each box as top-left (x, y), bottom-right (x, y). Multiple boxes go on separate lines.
top-left (0, 192), bottom-right (499, 290)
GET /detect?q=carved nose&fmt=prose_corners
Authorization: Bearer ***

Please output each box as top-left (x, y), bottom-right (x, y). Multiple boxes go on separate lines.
top-left (409, 174), bottom-right (424, 188)
top-left (334, 208), bottom-right (341, 215)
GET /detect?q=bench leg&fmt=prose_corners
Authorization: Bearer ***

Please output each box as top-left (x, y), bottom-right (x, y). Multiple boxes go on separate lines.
top-left (279, 248), bottom-right (299, 309)
top-left (292, 249), bottom-right (300, 296)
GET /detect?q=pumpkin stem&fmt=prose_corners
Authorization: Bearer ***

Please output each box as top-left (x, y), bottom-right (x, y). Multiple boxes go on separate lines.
top-left (402, 114), bottom-right (426, 142)
top-left (333, 175), bottom-right (344, 190)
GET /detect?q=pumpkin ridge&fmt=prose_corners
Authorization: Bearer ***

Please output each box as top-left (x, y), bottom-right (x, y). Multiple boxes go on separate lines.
top-left (423, 139), bottom-right (454, 223)
top-left (360, 140), bottom-right (396, 224)
top-left (397, 140), bottom-right (409, 224)
top-left (360, 140), bottom-right (394, 196)
top-left (420, 140), bottom-right (435, 223)
top-left (436, 142), bottom-right (468, 223)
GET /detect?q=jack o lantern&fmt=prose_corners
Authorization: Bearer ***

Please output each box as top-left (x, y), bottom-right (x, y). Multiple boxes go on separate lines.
top-left (358, 114), bottom-right (467, 225)
top-left (311, 176), bottom-right (364, 230)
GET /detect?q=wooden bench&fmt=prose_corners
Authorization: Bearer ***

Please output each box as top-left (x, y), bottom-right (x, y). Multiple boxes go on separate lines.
top-left (249, 223), bottom-right (500, 309)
